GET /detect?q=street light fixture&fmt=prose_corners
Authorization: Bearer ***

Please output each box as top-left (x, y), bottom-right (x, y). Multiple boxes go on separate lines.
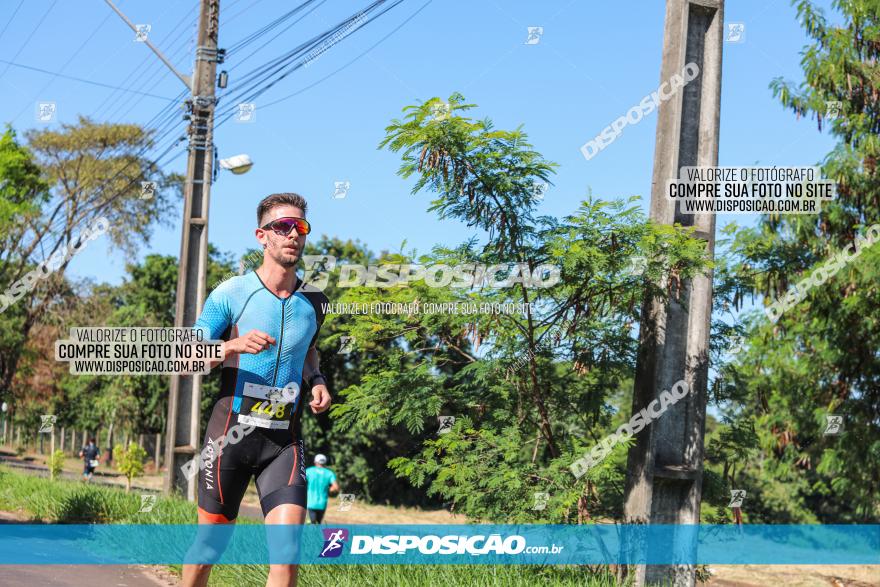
top-left (218, 154), bottom-right (254, 175)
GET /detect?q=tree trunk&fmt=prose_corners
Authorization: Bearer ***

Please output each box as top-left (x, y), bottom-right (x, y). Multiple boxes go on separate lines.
top-left (107, 420), bottom-right (115, 465)
top-left (138, 433), bottom-right (144, 449)
top-left (155, 433), bottom-right (161, 471)
top-left (60, 426), bottom-right (65, 452)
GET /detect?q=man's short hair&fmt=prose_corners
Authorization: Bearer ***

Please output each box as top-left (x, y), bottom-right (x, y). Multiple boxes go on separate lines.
top-left (257, 192), bottom-right (308, 226)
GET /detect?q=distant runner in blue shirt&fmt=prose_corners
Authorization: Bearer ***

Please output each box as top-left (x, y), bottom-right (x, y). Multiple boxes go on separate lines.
top-left (306, 454), bottom-right (339, 524)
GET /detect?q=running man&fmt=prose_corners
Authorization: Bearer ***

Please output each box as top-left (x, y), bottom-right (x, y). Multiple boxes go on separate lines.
top-left (183, 193), bottom-right (331, 587)
top-left (305, 454), bottom-right (339, 524)
top-left (78, 437), bottom-right (100, 482)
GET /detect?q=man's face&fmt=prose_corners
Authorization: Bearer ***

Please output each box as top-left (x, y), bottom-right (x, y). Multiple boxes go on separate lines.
top-left (256, 205), bottom-right (307, 269)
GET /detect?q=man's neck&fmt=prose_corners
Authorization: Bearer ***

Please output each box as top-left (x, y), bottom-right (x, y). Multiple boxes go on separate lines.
top-left (256, 261), bottom-right (299, 297)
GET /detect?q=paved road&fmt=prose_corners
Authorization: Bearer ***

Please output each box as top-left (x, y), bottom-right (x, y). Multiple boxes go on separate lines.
top-left (0, 511), bottom-right (176, 587)
top-left (0, 564), bottom-right (172, 587)
top-left (0, 455), bottom-right (158, 493)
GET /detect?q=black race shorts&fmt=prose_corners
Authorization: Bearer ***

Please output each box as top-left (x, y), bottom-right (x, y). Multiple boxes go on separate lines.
top-left (197, 397), bottom-right (307, 521)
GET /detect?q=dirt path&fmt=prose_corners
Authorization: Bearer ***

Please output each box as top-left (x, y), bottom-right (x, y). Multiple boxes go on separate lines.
top-left (706, 564), bottom-right (878, 586)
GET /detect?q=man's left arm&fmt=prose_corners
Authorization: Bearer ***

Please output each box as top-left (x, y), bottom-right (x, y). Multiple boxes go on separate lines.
top-left (305, 345), bottom-right (331, 414)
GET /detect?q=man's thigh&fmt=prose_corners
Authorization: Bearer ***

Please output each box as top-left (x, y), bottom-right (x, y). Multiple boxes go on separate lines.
top-left (254, 440), bottom-right (307, 516)
top-left (197, 437), bottom-right (253, 521)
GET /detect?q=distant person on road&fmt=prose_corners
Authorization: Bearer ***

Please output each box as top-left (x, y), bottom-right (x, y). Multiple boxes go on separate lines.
top-left (306, 454), bottom-right (338, 524)
top-left (78, 437), bottom-right (100, 482)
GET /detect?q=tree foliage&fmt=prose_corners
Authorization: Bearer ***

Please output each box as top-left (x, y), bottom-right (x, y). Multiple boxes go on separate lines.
top-left (715, 0), bottom-right (880, 522)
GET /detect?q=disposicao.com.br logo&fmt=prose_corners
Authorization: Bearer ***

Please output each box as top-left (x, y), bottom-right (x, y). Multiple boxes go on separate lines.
top-left (318, 531), bottom-right (564, 558)
top-left (319, 528), bottom-right (349, 558)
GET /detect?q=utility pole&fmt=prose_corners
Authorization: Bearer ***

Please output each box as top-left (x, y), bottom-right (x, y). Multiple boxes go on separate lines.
top-left (163, 0), bottom-right (221, 499)
top-left (622, 1), bottom-right (724, 586)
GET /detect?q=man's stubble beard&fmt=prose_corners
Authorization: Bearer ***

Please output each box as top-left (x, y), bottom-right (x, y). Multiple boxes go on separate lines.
top-left (266, 240), bottom-right (301, 269)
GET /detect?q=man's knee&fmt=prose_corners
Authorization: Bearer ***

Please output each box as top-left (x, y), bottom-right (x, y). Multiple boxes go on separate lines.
top-left (186, 563), bottom-right (213, 575)
top-left (268, 564), bottom-right (297, 581)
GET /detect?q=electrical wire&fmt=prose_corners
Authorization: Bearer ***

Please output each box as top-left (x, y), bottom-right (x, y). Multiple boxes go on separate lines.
top-left (0, 59), bottom-right (177, 101)
top-left (0, 0), bottom-right (60, 81)
top-left (214, 0), bottom-right (404, 126)
top-left (259, 0), bottom-right (431, 111)
top-left (0, 0), bottom-right (26, 45)
top-left (92, 5), bottom-right (196, 119)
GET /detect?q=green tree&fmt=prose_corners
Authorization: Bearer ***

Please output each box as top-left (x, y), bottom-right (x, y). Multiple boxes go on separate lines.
top-left (0, 118), bottom-right (181, 413)
top-left (716, 0), bottom-right (880, 522)
top-left (328, 94), bottom-right (710, 522)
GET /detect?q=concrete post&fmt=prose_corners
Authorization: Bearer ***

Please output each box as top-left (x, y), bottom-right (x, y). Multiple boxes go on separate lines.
top-left (165, 0), bottom-right (221, 500)
top-left (622, 1), bottom-right (724, 585)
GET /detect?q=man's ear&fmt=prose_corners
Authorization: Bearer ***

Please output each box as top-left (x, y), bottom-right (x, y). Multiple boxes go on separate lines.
top-left (255, 227), bottom-right (267, 247)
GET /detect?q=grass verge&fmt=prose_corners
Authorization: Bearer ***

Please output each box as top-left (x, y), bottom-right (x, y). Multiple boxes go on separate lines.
top-left (0, 465), bottom-right (626, 586)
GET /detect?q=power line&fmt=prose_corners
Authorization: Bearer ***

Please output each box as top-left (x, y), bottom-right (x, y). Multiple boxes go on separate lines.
top-left (10, 9), bottom-right (115, 124)
top-left (91, 4), bottom-right (196, 119)
top-left (259, 0), bottom-right (432, 111)
top-left (102, 15), bottom-right (198, 122)
top-left (214, 0), bottom-right (406, 126)
top-left (0, 59), bottom-right (177, 101)
top-left (0, 0), bottom-right (26, 45)
top-left (0, 0), bottom-right (60, 81)
top-left (225, 0), bottom-right (323, 58)
top-left (223, 0), bottom-right (272, 25)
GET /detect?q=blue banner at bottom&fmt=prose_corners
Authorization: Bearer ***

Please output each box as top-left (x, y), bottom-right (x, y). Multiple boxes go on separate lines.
top-left (0, 524), bottom-right (876, 565)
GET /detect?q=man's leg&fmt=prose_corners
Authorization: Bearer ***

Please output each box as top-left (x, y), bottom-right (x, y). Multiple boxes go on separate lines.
top-left (264, 504), bottom-right (306, 587)
top-left (182, 508), bottom-right (236, 587)
top-left (185, 414), bottom-right (251, 587)
top-left (314, 509), bottom-right (325, 524)
top-left (256, 440), bottom-right (308, 587)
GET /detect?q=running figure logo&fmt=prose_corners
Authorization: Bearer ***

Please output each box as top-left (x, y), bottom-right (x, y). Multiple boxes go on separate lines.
top-left (138, 494), bottom-right (157, 513)
top-left (134, 24), bottom-right (151, 42)
top-left (37, 102), bottom-right (57, 122)
top-left (728, 489), bottom-right (746, 508)
top-left (141, 181), bottom-right (156, 200)
top-left (824, 415), bottom-right (844, 435)
top-left (333, 181), bottom-right (351, 199)
top-left (437, 416), bottom-right (455, 434)
top-left (532, 181), bottom-right (549, 201)
top-left (39, 415), bottom-right (57, 433)
top-left (319, 528), bottom-right (349, 558)
top-left (337, 336), bottom-right (355, 354)
top-left (525, 26), bottom-right (543, 45)
top-left (726, 23), bottom-right (745, 43)
top-left (337, 494), bottom-right (356, 511)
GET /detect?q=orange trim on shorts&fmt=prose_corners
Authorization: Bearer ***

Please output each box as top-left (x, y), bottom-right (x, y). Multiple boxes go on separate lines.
top-left (288, 440), bottom-right (299, 486)
top-left (216, 326), bottom-right (239, 505)
top-left (197, 507), bottom-right (234, 524)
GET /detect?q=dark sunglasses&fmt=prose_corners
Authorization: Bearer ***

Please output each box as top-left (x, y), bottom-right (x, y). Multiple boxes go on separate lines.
top-left (260, 217), bottom-right (311, 236)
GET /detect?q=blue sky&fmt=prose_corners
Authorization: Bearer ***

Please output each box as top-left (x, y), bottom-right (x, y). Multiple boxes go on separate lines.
top-left (0, 0), bottom-right (838, 283)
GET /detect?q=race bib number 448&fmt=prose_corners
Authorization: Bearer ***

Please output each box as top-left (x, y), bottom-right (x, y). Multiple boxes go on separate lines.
top-left (238, 382), bottom-right (300, 429)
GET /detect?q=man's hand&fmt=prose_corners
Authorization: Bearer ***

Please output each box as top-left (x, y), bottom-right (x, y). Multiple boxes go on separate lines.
top-left (223, 329), bottom-right (276, 357)
top-left (309, 383), bottom-right (332, 414)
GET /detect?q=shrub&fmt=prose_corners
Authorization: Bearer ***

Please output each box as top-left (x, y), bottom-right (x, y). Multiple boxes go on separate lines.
top-left (47, 449), bottom-right (65, 480)
top-left (114, 442), bottom-right (147, 492)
